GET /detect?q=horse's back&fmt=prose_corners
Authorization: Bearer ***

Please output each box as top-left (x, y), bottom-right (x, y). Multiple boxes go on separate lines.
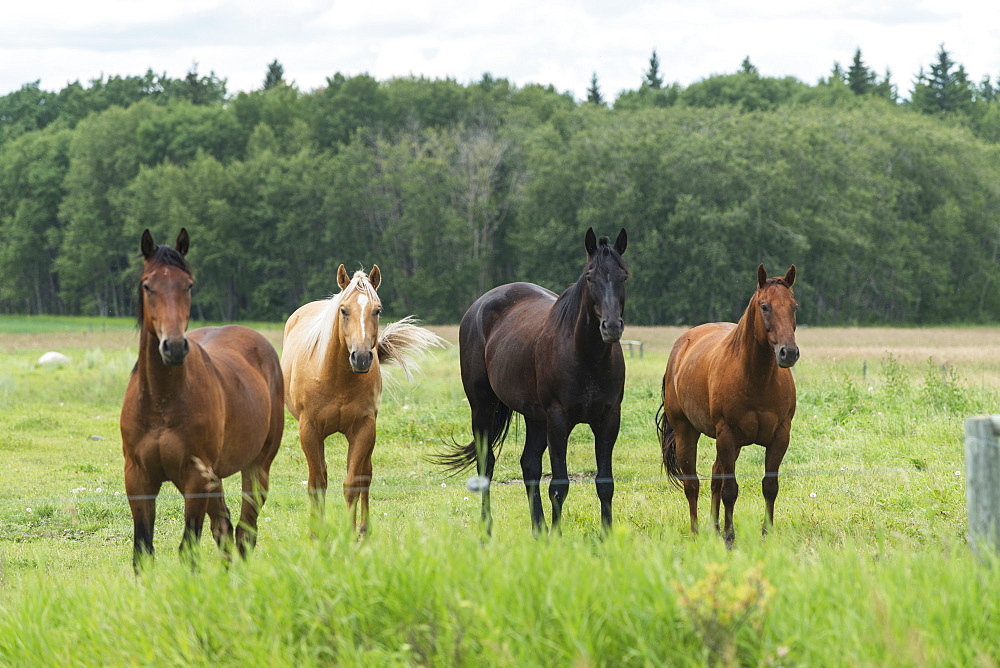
top-left (460, 282), bottom-right (555, 368)
top-left (190, 325), bottom-right (281, 381)
top-left (461, 282), bottom-right (557, 343)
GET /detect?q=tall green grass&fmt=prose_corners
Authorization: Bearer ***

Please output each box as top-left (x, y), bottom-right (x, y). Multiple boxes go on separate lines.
top-left (0, 320), bottom-right (998, 665)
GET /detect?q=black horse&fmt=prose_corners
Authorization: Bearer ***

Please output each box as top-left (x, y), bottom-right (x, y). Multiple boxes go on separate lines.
top-left (436, 227), bottom-right (628, 534)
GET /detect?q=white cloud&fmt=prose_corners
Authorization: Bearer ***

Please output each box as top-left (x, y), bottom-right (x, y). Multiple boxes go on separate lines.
top-left (2, 0), bottom-right (999, 99)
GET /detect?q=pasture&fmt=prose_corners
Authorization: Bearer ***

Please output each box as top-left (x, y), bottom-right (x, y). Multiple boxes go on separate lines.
top-left (1, 317), bottom-right (999, 665)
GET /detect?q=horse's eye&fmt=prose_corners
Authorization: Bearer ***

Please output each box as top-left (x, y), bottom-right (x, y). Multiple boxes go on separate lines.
top-left (142, 283), bottom-right (152, 294)
top-left (340, 307), bottom-right (349, 317)
top-left (374, 307), bottom-right (383, 317)
top-left (761, 304), bottom-right (770, 313)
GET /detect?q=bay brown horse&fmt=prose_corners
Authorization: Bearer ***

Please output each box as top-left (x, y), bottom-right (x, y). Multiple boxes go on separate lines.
top-left (658, 264), bottom-right (798, 547)
top-left (436, 228), bottom-right (628, 535)
top-left (282, 264), bottom-right (445, 533)
top-left (120, 229), bottom-right (284, 569)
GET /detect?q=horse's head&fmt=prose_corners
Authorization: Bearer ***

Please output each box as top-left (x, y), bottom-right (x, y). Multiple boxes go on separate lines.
top-left (138, 228), bottom-right (193, 366)
top-left (336, 263), bottom-right (383, 373)
top-left (583, 227), bottom-right (629, 343)
top-left (755, 264), bottom-right (799, 368)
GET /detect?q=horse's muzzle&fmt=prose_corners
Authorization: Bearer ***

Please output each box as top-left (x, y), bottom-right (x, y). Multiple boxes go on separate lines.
top-left (776, 344), bottom-right (800, 368)
top-left (600, 319), bottom-right (624, 344)
top-left (350, 350), bottom-right (374, 373)
top-left (159, 337), bottom-right (189, 366)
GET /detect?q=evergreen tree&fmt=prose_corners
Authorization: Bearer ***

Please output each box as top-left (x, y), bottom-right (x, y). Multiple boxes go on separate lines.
top-left (263, 60), bottom-right (285, 90)
top-left (586, 72), bottom-right (604, 105)
top-left (874, 68), bottom-right (897, 102)
top-left (740, 57), bottom-right (758, 75)
top-left (643, 50), bottom-right (664, 89)
top-left (846, 48), bottom-right (876, 95)
top-left (911, 44), bottom-right (973, 114)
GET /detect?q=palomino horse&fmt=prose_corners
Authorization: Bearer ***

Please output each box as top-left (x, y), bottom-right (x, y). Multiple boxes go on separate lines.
top-left (658, 264), bottom-right (799, 547)
top-left (436, 228), bottom-right (628, 535)
top-left (121, 229), bottom-right (284, 569)
top-left (282, 264), bottom-right (444, 533)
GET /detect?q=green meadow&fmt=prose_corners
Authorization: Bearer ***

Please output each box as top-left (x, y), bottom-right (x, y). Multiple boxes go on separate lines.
top-left (1, 319), bottom-right (999, 666)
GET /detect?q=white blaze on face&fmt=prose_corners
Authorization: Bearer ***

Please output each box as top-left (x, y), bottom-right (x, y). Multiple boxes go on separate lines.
top-left (356, 293), bottom-right (369, 340)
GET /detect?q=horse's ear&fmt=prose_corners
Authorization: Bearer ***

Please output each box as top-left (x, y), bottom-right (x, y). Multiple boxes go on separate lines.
top-left (369, 264), bottom-right (381, 290)
top-left (337, 264), bottom-right (351, 289)
top-left (757, 264), bottom-right (768, 289)
top-left (783, 264), bottom-right (796, 287)
top-left (585, 227), bottom-right (597, 256)
top-left (614, 228), bottom-right (627, 255)
top-left (174, 228), bottom-right (189, 256)
top-left (141, 229), bottom-right (156, 260)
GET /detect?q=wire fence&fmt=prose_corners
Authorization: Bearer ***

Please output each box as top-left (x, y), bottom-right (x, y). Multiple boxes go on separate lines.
top-left (0, 460), bottom-right (972, 510)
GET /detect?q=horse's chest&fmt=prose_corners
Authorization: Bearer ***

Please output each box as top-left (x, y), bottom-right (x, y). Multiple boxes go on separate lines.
top-left (730, 410), bottom-right (780, 445)
top-left (556, 371), bottom-right (619, 420)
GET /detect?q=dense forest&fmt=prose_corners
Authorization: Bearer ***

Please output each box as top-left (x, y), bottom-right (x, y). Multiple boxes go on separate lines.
top-left (1, 47), bottom-right (999, 325)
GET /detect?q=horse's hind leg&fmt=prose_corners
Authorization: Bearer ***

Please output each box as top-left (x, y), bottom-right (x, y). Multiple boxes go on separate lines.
top-left (672, 421), bottom-right (701, 535)
top-left (237, 421), bottom-right (282, 555)
top-left (345, 416), bottom-right (376, 535)
top-left (236, 465), bottom-right (269, 556)
top-left (467, 381), bottom-right (502, 535)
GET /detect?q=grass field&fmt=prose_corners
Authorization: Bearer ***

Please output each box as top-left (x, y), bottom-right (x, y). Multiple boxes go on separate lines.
top-left (1, 317), bottom-right (999, 666)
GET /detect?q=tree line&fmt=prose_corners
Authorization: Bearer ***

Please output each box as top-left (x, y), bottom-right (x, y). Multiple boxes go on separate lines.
top-left (1, 48), bottom-right (999, 325)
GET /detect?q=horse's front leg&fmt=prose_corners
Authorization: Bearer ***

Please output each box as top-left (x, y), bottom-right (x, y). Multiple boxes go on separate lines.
top-left (762, 423), bottom-right (791, 536)
top-left (715, 429), bottom-right (741, 549)
top-left (591, 409), bottom-right (621, 531)
top-left (298, 418), bottom-right (329, 523)
top-left (545, 412), bottom-right (572, 534)
top-left (125, 458), bottom-right (161, 573)
top-left (179, 463), bottom-right (214, 566)
top-left (521, 418), bottom-right (549, 535)
top-left (345, 416), bottom-right (377, 536)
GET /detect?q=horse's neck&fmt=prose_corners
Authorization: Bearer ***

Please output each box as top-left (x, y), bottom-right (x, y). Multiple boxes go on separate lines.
top-left (319, 319), bottom-right (354, 376)
top-left (136, 330), bottom-right (190, 398)
top-left (566, 281), bottom-right (609, 358)
top-left (729, 302), bottom-right (775, 379)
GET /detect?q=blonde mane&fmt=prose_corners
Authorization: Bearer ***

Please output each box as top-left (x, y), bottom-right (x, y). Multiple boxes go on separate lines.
top-left (297, 270), bottom-right (379, 363)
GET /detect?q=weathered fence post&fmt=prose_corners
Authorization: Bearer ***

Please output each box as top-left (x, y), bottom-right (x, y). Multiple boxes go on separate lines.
top-left (964, 415), bottom-right (1000, 556)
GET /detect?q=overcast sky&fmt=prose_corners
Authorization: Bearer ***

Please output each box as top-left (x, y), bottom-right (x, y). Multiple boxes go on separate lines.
top-left (3, 1), bottom-right (1000, 101)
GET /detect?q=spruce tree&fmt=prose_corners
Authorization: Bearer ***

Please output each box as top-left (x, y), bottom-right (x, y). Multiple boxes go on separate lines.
top-left (643, 50), bottom-right (664, 89)
top-left (263, 60), bottom-right (285, 90)
top-left (586, 72), bottom-right (604, 105)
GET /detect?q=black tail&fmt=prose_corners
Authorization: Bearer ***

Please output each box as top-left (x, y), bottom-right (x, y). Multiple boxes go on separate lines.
top-left (431, 402), bottom-right (514, 474)
top-left (656, 403), bottom-right (684, 490)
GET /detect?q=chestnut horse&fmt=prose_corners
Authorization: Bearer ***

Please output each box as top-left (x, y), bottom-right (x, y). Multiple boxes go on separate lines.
top-left (282, 264), bottom-right (444, 533)
top-left (658, 264), bottom-right (798, 547)
top-left (436, 228), bottom-right (628, 535)
top-left (121, 229), bottom-right (284, 569)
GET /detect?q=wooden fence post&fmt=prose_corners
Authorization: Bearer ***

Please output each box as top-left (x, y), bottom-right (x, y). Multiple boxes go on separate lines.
top-left (964, 415), bottom-right (1000, 556)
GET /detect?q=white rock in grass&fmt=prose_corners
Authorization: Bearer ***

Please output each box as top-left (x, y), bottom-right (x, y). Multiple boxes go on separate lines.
top-left (38, 351), bottom-right (71, 365)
